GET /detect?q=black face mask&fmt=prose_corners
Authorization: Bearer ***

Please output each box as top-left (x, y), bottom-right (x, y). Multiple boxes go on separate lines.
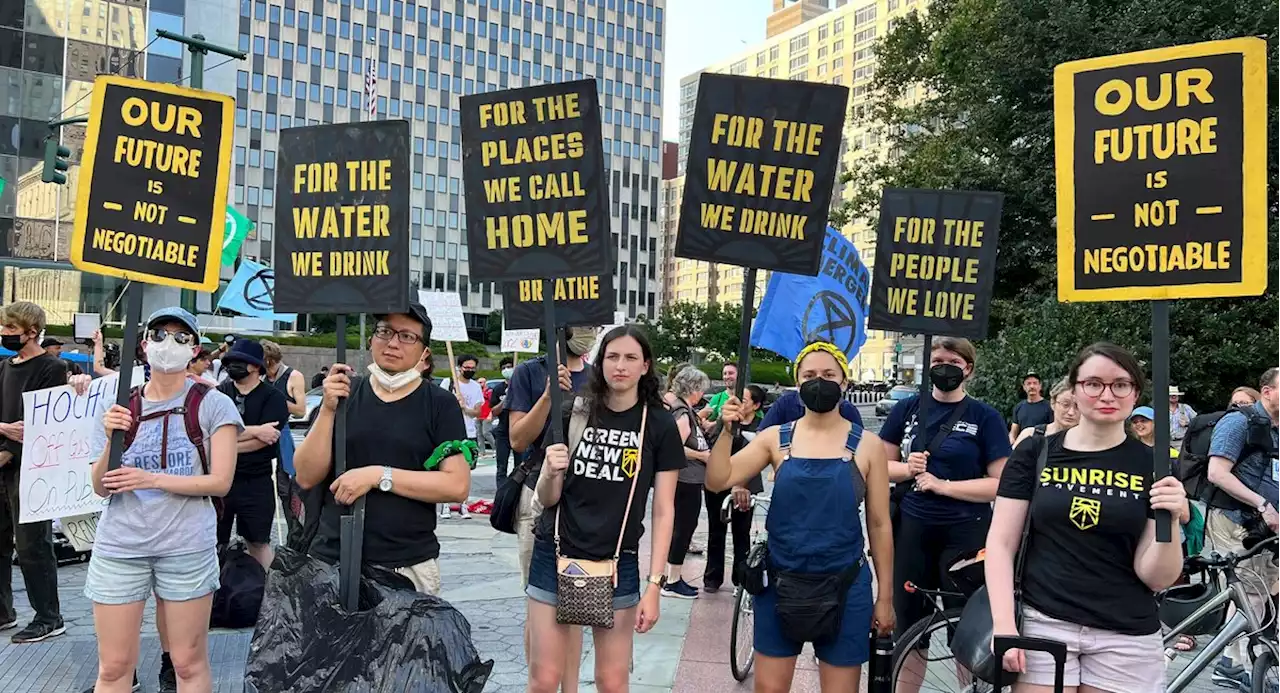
top-left (460, 369), bottom-right (476, 380)
top-left (225, 363), bottom-right (253, 381)
top-left (930, 363), bottom-right (966, 392)
top-left (799, 378), bottom-right (843, 414)
top-left (0, 334), bottom-right (25, 352)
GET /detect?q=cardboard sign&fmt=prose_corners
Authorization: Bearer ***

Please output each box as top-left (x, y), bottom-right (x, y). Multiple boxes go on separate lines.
top-left (60, 513), bottom-right (99, 552)
top-left (676, 74), bottom-right (848, 276)
top-left (460, 79), bottom-right (611, 281)
top-left (501, 274), bottom-right (615, 330)
top-left (19, 368), bottom-right (144, 523)
top-left (70, 76), bottom-right (234, 291)
top-left (868, 188), bottom-right (1003, 340)
top-left (1054, 38), bottom-right (1267, 302)
top-left (418, 291), bottom-right (469, 342)
top-left (500, 329), bottom-right (541, 353)
top-left (274, 121), bottom-right (411, 314)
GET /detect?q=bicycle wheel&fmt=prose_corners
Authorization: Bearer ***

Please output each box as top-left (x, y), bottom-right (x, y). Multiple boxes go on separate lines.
top-left (1253, 650), bottom-right (1277, 693)
top-left (730, 586), bottom-right (755, 681)
top-left (891, 608), bottom-right (996, 693)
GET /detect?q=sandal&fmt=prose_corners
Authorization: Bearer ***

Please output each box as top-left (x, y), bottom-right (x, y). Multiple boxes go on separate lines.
top-left (1174, 634), bottom-right (1196, 652)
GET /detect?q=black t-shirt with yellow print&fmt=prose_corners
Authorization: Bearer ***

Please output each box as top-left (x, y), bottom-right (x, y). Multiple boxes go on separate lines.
top-left (997, 432), bottom-right (1160, 635)
top-left (535, 401), bottom-right (686, 561)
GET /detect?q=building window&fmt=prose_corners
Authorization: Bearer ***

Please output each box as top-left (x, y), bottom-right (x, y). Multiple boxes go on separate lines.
top-left (788, 35), bottom-right (808, 52)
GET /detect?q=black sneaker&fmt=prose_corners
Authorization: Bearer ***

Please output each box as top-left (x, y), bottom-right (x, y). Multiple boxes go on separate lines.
top-left (703, 582), bottom-right (722, 594)
top-left (0, 618), bottom-right (16, 631)
top-left (10, 620), bottom-right (65, 643)
top-left (159, 652), bottom-right (177, 693)
top-left (1212, 659), bottom-right (1251, 691)
top-left (661, 579), bottom-right (700, 599)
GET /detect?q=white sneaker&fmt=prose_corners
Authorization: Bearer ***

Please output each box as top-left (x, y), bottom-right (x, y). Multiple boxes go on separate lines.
top-left (459, 504), bottom-right (472, 519)
top-left (440, 506), bottom-right (452, 519)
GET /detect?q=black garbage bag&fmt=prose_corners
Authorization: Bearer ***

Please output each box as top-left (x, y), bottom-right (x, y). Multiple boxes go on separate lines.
top-left (245, 548), bottom-right (493, 693)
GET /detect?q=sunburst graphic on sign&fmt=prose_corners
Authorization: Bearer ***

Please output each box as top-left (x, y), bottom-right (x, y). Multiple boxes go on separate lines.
top-left (620, 447), bottom-right (639, 478)
top-left (1069, 496), bottom-right (1101, 531)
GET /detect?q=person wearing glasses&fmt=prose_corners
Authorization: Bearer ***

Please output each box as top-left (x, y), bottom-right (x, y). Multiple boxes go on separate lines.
top-left (294, 302), bottom-right (471, 595)
top-left (89, 307), bottom-right (244, 693)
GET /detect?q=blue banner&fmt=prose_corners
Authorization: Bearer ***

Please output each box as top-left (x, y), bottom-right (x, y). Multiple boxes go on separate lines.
top-left (217, 259), bottom-right (297, 322)
top-left (750, 226), bottom-right (870, 361)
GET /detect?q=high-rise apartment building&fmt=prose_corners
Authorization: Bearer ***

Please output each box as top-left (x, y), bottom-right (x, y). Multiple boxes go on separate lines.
top-left (232, 0), bottom-right (666, 333)
top-left (766, 0), bottom-right (830, 38)
top-left (1, 0), bottom-right (238, 323)
top-left (677, 0), bottom-right (928, 381)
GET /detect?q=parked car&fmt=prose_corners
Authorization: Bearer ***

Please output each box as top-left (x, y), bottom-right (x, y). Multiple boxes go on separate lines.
top-left (875, 386), bottom-right (916, 417)
top-left (290, 387), bottom-right (324, 428)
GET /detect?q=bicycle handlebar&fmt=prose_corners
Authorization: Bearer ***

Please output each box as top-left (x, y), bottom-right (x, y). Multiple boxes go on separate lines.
top-left (1192, 533), bottom-right (1277, 570)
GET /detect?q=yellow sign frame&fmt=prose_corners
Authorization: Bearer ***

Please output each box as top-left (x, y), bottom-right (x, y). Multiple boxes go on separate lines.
top-left (70, 75), bottom-right (235, 292)
top-left (1054, 37), bottom-right (1267, 302)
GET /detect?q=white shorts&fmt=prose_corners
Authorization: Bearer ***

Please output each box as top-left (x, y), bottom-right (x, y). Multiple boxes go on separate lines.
top-left (1019, 605), bottom-right (1164, 693)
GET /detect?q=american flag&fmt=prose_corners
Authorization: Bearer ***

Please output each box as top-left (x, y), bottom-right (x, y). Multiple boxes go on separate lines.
top-left (364, 62), bottom-right (377, 119)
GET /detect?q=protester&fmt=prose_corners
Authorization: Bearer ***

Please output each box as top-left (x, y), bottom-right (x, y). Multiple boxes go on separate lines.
top-left (311, 366), bottom-right (329, 389)
top-left (1229, 386), bottom-right (1260, 409)
top-left (663, 366), bottom-right (711, 599)
top-left (702, 363), bottom-right (739, 424)
top-left (1202, 367), bottom-right (1279, 690)
top-left (508, 326), bottom-right (595, 693)
top-left (295, 303), bottom-right (470, 595)
top-left (0, 302), bottom-right (70, 644)
top-left (702, 384), bottom-right (766, 593)
top-left (40, 337), bottom-right (62, 358)
top-left (87, 307), bottom-right (243, 692)
top-left (261, 340), bottom-right (307, 540)
top-left (477, 376), bottom-right (494, 454)
top-left (188, 349), bottom-right (214, 381)
top-left (1008, 371), bottom-right (1052, 444)
top-left (706, 341), bottom-right (894, 692)
top-left (880, 336), bottom-right (1011, 686)
top-left (1168, 385), bottom-right (1197, 448)
top-left (443, 353), bottom-right (483, 520)
top-left (525, 325), bottom-right (682, 693)
top-left (489, 356), bottom-right (516, 485)
top-left (1012, 377), bottom-right (1078, 447)
top-left (216, 340), bottom-right (290, 569)
top-left (988, 342), bottom-right (1186, 693)
top-left (1129, 406), bottom-right (1156, 447)
top-left (760, 370), bottom-right (864, 429)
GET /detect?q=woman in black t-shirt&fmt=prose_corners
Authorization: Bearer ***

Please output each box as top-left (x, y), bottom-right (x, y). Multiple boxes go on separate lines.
top-left (987, 343), bottom-right (1187, 693)
top-left (525, 326), bottom-right (684, 693)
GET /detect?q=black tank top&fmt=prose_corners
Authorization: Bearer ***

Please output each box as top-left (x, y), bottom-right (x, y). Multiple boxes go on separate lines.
top-left (267, 366), bottom-right (295, 404)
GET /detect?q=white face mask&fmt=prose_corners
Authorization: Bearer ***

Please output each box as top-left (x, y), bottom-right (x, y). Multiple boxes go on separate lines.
top-left (501, 367), bottom-right (514, 379)
top-left (145, 336), bottom-right (194, 373)
top-left (367, 363), bottom-right (421, 391)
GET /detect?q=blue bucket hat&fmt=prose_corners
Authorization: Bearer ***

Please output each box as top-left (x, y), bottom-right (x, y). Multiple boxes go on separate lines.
top-left (145, 307), bottom-right (200, 338)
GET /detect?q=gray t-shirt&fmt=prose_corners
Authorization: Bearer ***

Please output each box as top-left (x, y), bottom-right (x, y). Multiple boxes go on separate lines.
top-left (93, 380), bottom-right (243, 559)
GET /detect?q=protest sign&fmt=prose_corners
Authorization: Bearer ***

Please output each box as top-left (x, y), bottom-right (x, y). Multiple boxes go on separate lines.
top-left (70, 76), bottom-right (234, 292)
top-left (217, 259), bottom-right (297, 322)
top-left (868, 188), bottom-right (1003, 340)
top-left (751, 226), bottom-right (870, 360)
top-left (273, 120), bottom-right (411, 314)
top-left (500, 329), bottom-right (540, 353)
top-left (60, 513), bottom-right (99, 552)
top-left (676, 74), bottom-right (848, 276)
top-left (500, 274), bottom-right (615, 330)
top-left (418, 291), bottom-right (469, 342)
top-left (460, 79), bottom-right (611, 282)
top-left (19, 368), bottom-right (144, 523)
top-left (1054, 37), bottom-right (1267, 302)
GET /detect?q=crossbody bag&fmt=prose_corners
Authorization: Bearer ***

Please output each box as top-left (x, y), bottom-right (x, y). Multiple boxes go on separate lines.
top-left (951, 429), bottom-right (1051, 683)
top-left (554, 404), bottom-right (647, 629)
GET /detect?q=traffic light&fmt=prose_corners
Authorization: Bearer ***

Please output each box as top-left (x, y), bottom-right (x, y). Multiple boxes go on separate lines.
top-left (42, 138), bottom-right (71, 184)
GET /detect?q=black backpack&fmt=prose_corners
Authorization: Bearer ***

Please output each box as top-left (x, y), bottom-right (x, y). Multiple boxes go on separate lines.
top-left (210, 542), bottom-right (266, 629)
top-left (1178, 407), bottom-right (1276, 509)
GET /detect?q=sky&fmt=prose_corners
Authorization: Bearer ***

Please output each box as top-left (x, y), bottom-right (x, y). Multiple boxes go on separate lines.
top-left (661, 0), bottom-right (771, 141)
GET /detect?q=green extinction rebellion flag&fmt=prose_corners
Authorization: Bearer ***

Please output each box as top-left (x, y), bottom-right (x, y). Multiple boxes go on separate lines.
top-left (222, 205), bottom-right (253, 265)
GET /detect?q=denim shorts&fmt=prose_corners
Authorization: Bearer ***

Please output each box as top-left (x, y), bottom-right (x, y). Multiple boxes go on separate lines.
top-left (754, 562), bottom-right (873, 667)
top-left (84, 548), bottom-right (220, 605)
top-left (525, 538), bottom-right (641, 611)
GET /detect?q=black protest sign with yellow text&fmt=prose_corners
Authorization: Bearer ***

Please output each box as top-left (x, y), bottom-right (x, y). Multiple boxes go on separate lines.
top-left (71, 76), bottom-right (233, 291)
top-left (1055, 38), bottom-right (1267, 302)
top-left (501, 274), bottom-right (615, 330)
top-left (460, 79), bottom-right (610, 282)
top-left (677, 74), bottom-right (848, 277)
top-left (273, 120), bottom-right (411, 314)
top-left (868, 188), bottom-right (1003, 340)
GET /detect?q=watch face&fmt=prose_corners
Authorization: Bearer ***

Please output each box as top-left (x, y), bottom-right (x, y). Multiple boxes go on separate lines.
top-left (379, 479), bottom-right (392, 492)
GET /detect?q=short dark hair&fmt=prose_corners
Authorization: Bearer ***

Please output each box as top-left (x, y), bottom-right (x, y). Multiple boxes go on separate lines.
top-left (457, 353), bottom-right (477, 367)
top-left (744, 384), bottom-right (766, 407)
top-left (1068, 342), bottom-right (1146, 397)
top-left (1261, 367), bottom-right (1279, 391)
top-left (499, 356), bottom-right (514, 368)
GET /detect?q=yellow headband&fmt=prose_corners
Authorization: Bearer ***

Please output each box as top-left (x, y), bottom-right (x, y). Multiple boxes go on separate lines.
top-left (794, 342), bottom-right (850, 379)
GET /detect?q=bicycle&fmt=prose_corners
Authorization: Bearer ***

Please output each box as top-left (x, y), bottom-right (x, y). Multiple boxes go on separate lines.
top-left (888, 535), bottom-right (1278, 693)
top-left (725, 492), bottom-right (771, 683)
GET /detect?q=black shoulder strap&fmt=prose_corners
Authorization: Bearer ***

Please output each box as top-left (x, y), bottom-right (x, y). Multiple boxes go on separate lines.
top-left (913, 397), bottom-right (971, 455)
top-left (1013, 431), bottom-right (1051, 596)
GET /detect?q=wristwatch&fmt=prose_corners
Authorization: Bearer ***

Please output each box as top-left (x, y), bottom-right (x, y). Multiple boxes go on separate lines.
top-left (1257, 501), bottom-right (1271, 513)
top-left (647, 574), bottom-right (667, 588)
top-left (379, 466), bottom-right (394, 493)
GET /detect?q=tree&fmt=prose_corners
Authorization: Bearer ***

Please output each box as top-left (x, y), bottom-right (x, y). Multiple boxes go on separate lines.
top-left (863, 0), bottom-right (1278, 405)
top-left (484, 310), bottom-right (503, 345)
top-left (639, 301), bottom-right (755, 362)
